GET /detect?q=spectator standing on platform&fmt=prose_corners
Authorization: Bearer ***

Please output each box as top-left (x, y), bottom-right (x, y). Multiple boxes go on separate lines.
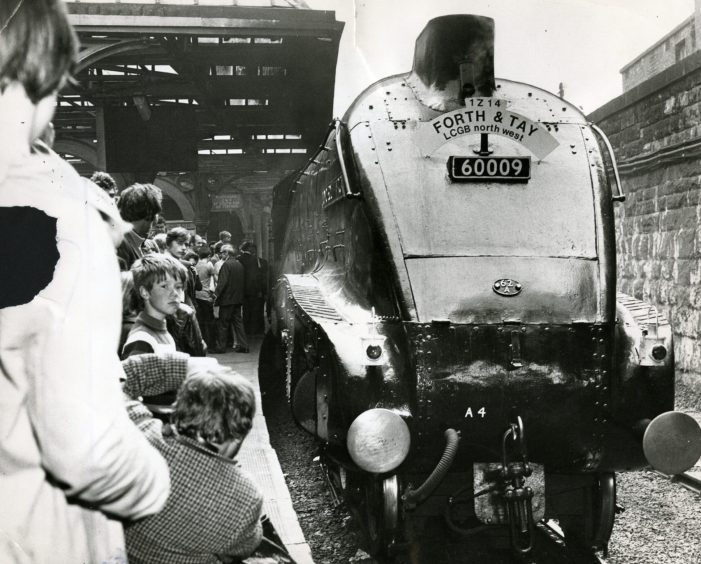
top-left (143, 236), bottom-right (160, 255)
top-left (0, 2), bottom-right (170, 562)
top-left (238, 241), bottom-right (269, 336)
top-left (124, 363), bottom-right (263, 563)
top-left (212, 242), bottom-right (228, 291)
top-left (152, 213), bottom-right (167, 235)
top-left (90, 170), bottom-right (118, 201)
top-left (193, 233), bottom-right (207, 251)
top-left (165, 227), bottom-right (201, 307)
top-left (213, 244), bottom-right (248, 354)
top-left (153, 232), bottom-right (167, 253)
top-left (122, 254), bottom-right (181, 358)
top-left (217, 229), bottom-right (232, 248)
top-left (195, 247), bottom-right (217, 349)
top-left (117, 182), bottom-right (163, 271)
top-left (184, 249), bottom-right (199, 268)
top-left (165, 228), bottom-right (206, 356)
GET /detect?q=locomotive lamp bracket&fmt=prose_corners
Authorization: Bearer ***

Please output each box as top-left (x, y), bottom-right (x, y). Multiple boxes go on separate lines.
top-left (472, 133), bottom-right (494, 156)
top-left (360, 308), bottom-right (387, 366)
top-left (361, 334), bottom-right (386, 365)
top-left (639, 307), bottom-right (668, 366)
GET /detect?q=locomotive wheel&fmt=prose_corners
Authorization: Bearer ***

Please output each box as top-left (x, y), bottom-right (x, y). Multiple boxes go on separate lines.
top-left (359, 474), bottom-right (400, 557)
top-left (559, 472), bottom-right (616, 551)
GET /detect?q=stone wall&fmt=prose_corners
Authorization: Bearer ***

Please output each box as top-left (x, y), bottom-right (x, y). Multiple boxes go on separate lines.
top-left (589, 51), bottom-right (701, 392)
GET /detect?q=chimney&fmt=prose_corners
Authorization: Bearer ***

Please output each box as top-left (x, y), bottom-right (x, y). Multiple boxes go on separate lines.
top-left (407, 15), bottom-right (495, 112)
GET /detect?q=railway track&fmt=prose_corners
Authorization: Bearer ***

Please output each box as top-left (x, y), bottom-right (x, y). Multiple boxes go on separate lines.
top-left (654, 469), bottom-right (701, 496)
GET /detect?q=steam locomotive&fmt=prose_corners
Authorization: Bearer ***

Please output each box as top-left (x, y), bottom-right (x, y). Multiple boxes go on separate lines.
top-left (263, 14), bottom-right (701, 558)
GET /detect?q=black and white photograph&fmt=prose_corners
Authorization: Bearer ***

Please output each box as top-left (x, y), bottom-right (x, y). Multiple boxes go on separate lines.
top-left (1, 1), bottom-right (700, 563)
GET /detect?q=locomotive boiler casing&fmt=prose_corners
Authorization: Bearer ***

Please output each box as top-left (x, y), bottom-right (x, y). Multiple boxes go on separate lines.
top-left (271, 71), bottom-right (674, 473)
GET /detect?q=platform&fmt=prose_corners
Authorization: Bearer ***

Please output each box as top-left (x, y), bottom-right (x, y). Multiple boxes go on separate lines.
top-left (212, 338), bottom-right (314, 564)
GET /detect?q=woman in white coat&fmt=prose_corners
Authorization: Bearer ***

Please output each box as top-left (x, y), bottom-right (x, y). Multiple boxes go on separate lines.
top-left (0, 2), bottom-right (171, 562)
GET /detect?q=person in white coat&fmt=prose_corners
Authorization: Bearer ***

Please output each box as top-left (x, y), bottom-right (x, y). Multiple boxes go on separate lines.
top-left (0, 1), bottom-right (171, 562)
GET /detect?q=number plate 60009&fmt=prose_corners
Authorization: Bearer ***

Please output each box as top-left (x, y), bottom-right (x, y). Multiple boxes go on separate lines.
top-left (448, 156), bottom-right (530, 182)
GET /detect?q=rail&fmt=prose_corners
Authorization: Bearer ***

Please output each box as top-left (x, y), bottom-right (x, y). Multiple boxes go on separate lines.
top-left (653, 469), bottom-right (701, 496)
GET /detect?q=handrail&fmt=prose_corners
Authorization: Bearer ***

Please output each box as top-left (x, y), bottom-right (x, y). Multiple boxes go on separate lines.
top-left (590, 123), bottom-right (625, 202)
top-left (334, 118), bottom-right (361, 198)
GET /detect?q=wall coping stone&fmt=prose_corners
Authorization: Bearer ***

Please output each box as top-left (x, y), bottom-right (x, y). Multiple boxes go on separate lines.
top-left (589, 49), bottom-right (701, 124)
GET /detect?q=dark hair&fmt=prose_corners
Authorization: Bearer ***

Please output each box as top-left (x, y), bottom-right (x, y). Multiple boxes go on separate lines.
top-left (0, 0), bottom-right (78, 104)
top-left (240, 241), bottom-right (256, 253)
top-left (173, 368), bottom-right (255, 444)
top-left (166, 227), bottom-right (189, 247)
top-left (117, 183), bottom-right (162, 223)
top-left (197, 247), bottom-right (211, 260)
top-left (219, 231), bottom-right (231, 240)
top-left (183, 250), bottom-right (199, 263)
top-left (90, 171), bottom-right (117, 194)
top-left (214, 241), bottom-right (224, 254)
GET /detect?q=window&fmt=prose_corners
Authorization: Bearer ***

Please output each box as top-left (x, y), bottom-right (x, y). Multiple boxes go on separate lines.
top-left (259, 66), bottom-right (287, 77)
top-left (675, 39), bottom-right (687, 63)
top-left (221, 37), bottom-right (251, 44)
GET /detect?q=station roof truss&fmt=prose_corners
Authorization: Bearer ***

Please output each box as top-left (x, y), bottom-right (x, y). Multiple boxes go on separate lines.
top-left (57, 2), bottom-right (344, 180)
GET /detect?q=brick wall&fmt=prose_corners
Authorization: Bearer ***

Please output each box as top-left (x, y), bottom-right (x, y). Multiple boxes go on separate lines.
top-left (589, 51), bottom-right (701, 392)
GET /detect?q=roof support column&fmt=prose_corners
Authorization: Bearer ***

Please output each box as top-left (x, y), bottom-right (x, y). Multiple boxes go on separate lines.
top-left (96, 107), bottom-right (107, 171)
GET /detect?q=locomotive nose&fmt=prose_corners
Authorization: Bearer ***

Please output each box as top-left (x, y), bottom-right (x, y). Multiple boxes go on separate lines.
top-left (641, 412), bottom-right (701, 475)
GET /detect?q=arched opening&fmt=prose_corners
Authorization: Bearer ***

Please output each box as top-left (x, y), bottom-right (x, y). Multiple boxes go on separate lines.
top-left (161, 194), bottom-right (184, 221)
top-left (153, 177), bottom-right (195, 221)
top-left (208, 211), bottom-right (245, 246)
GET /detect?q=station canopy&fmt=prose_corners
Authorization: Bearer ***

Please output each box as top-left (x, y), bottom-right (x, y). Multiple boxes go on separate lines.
top-left (56, 1), bottom-right (344, 181)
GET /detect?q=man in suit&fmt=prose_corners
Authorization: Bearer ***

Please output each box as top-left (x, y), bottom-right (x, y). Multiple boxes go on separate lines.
top-left (238, 241), bottom-right (269, 336)
top-left (213, 245), bottom-right (248, 353)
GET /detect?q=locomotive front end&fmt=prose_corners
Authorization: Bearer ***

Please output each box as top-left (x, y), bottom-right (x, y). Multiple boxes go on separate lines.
top-left (268, 13), bottom-right (701, 558)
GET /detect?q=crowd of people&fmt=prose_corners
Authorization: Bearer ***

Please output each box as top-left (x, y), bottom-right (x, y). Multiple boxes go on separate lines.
top-left (112, 179), bottom-right (270, 360)
top-left (0, 1), bottom-right (270, 563)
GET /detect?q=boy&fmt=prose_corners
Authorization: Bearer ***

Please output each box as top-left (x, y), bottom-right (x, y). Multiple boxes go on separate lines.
top-left (123, 254), bottom-right (185, 358)
top-left (123, 363), bottom-right (263, 563)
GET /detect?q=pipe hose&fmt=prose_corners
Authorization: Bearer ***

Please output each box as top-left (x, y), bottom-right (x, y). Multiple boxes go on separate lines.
top-left (404, 428), bottom-right (460, 506)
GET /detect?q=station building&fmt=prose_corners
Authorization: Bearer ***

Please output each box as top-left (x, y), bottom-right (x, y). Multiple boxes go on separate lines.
top-left (55, 1), bottom-right (343, 257)
top-left (620, 0), bottom-right (701, 91)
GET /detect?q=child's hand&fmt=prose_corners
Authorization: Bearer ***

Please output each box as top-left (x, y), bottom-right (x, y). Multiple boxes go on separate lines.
top-left (178, 303), bottom-right (194, 316)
